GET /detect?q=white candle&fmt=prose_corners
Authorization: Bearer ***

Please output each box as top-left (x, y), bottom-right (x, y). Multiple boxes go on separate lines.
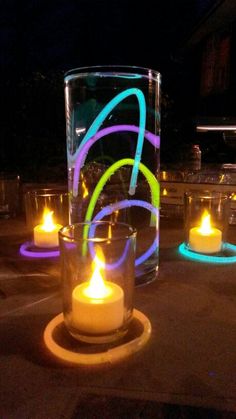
top-left (189, 210), bottom-right (222, 254)
top-left (72, 257), bottom-right (124, 334)
top-left (34, 208), bottom-right (62, 248)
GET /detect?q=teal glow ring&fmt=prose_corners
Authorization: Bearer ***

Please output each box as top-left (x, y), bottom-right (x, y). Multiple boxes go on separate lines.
top-left (178, 242), bottom-right (236, 264)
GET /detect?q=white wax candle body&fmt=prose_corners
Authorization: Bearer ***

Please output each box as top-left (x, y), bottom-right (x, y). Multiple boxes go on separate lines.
top-left (189, 226), bottom-right (222, 254)
top-left (34, 224), bottom-right (62, 248)
top-left (72, 282), bottom-right (124, 334)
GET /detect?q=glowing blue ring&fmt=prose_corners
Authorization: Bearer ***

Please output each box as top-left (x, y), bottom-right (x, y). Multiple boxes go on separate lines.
top-left (89, 200), bottom-right (159, 268)
top-left (19, 241), bottom-right (60, 258)
top-left (224, 242), bottom-right (236, 252)
top-left (178, 242), bottom-right (236, 264)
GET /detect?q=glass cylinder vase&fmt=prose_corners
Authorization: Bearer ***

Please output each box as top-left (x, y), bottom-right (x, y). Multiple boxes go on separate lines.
top-left (59, 221), bottom-right (136, 344)
top-left (64, 66), bottom-right (161, 285)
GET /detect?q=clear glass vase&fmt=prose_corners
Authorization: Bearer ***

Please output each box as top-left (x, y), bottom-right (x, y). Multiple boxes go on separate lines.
top-left (64, 66), bottom-right (161, 285)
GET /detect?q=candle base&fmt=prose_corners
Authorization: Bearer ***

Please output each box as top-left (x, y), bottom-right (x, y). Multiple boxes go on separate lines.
top-left (44, 309), bottom-right (151, 365)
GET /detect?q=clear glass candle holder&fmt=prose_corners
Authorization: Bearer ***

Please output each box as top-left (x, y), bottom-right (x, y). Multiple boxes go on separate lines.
top-left (64, 66), bottom-right (161, 286)
top-left (24, 188), bottom-right (69, 248)
top-left (184, 191), bottom-right (230, 254)
top-left (59, 221), bottom-right (136, 344)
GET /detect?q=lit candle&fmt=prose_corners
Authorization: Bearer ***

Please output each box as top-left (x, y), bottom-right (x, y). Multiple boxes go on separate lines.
top-left (189, 210), bottom-right (222, 253)
top-left (34, 208), bottom-right (62, 248)
top-left (72, 254), bottom-right (124, 334)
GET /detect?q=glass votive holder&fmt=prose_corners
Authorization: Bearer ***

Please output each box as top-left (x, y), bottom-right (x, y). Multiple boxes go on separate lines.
top-left (59, 221), bottom-right (137, 344)
top-left (24, 188), bottom-right (69, 248)
top-left (0, 173), bottom-right (20, 218)
top-left (184, 191), bottom-right (230, 254)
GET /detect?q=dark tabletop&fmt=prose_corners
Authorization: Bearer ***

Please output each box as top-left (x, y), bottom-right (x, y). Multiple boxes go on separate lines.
top-left (0, 216), bottom-right (236, 419)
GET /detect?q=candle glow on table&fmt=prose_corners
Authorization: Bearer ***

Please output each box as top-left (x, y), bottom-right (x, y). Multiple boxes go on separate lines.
top-left (72, 252), bottom-right (124, 335)
top-left (33, 208), bottom-right (62, 248)
top-left (189, 210), bottom-right (222, 254)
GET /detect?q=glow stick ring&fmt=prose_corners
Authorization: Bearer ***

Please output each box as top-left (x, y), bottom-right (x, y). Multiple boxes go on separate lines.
top-left (179, 242), bottom-right (236, 264)
top-left (19, 242), bottom-right (59, 258)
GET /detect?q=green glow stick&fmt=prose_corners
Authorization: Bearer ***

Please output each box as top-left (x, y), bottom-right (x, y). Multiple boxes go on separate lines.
top-left (82, 158), bottom-right (159, 254)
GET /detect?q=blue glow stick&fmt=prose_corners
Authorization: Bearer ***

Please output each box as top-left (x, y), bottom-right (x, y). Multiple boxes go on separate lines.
top-left (69, 88), bottom-right (146, 196)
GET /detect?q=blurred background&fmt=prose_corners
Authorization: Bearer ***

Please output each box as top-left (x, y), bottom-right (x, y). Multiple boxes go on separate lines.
top-left (1, 0), bottom-right (236, 181)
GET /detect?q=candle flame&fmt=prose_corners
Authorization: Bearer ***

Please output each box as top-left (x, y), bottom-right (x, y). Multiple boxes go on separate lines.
top-left (84, 248), bottom-right (111, 299)
top-left (163, 188), bottom-right (168, 196)
top-left (42, 208), bottom-right (56, 232)
top-left (198, 210), bottom-right (212, 235)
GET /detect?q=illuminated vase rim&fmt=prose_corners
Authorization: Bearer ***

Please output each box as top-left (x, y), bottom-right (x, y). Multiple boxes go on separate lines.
top-left (64, 65), bottom-right (161, 82)
top-left (59, 221), bottom-right (137, 244)
top-left (184, 190), bottom-right (230, 201)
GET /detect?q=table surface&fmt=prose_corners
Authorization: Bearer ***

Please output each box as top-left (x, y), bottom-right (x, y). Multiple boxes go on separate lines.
top-left (1, 216), bottom-right (236, 419)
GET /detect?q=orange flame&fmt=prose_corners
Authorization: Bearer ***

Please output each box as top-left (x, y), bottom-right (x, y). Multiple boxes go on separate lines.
top-left (198, 210), bottom-right (213, 235)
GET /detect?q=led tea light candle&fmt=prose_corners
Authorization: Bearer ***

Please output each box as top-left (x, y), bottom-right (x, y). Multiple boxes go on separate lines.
top-left (34, 208), bottom-right (62, 248)
top-left (44, 223), bottom-right (152, 364)
top-left (72, 252), bottom-right (124, 334)
top-left (189, 210), bottom-right (222, 254)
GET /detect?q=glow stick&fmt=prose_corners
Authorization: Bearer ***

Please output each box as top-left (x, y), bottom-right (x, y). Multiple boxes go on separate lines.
top-left (89, 200), bottom-right (159, 267)
top-left (71, 124), bottom-right (160, 197)
top-left (68, 88), bottom-right (146, 196)
top-left (84, 158), bottom-right (159, 230)
top-left (19, 242), bottom-right (59, 258)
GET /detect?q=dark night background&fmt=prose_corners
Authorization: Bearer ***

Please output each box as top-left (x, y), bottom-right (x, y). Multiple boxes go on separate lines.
top-left (1, 0), bottom-right (235, 182)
